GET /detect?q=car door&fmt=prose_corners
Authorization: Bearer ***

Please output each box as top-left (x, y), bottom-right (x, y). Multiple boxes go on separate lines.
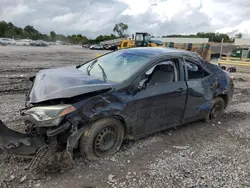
top-left (183, 57), bottom-right (219, 122)
top-left (131, 58), bottom-right (187, 137)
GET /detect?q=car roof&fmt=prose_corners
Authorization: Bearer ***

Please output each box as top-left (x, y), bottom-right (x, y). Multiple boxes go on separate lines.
top-left (119, 47), bottom-right (198, 59)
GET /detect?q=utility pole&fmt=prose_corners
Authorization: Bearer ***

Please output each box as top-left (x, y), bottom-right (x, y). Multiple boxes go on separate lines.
top-left (219, 38), bottom-right (224, 59)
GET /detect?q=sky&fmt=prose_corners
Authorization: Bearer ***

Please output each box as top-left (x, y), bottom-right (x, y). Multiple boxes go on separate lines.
top-left (0, 0), bottom-right (249, 38)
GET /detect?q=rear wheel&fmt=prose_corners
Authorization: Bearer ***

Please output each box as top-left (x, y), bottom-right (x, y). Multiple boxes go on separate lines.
top-left (210, 97), bottom-right (225, 120)
top-left (79, 118), bottom-right (124, 160)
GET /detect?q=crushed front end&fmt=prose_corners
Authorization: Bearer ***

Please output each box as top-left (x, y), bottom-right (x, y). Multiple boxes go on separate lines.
top-left (0, 103), bottom-right (88, 171)
top-left (0, 66), bottom-right (114, 170)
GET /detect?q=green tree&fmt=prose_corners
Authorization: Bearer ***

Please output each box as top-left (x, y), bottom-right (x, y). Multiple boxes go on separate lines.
top-left (113, 23), bottom-right (128, 37)
top-left (24, 25), bottom-right (38, 34)
top-left (14, 27), bottom-right (23, 36)
top-left (0, 21), bottom-right (8, 37)
top-left (235, 33), bottom-right (243, 38)
top-left (50, 31), bottom-right (56, 41)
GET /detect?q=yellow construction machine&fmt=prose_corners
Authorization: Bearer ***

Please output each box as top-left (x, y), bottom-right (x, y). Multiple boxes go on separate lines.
top-left (118, 32), bottom-right (165, 49)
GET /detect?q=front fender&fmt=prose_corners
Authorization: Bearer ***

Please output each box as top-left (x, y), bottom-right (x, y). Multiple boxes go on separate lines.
top-left (75, 92), bottom-right (130, 121)
top-left (73, 91), bottom-right (133, 138)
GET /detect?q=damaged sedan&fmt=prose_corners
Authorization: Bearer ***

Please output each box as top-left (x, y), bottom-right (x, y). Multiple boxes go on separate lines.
top-left (0, 47), bottom-right (234, 168)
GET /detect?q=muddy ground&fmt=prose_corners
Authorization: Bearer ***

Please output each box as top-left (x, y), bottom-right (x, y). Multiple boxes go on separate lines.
top-left (1, 45), bottom-right (250, 188)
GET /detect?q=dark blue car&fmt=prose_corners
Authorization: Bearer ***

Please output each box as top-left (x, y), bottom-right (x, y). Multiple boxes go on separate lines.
top-left (0, 47), bottom-right (234, 167)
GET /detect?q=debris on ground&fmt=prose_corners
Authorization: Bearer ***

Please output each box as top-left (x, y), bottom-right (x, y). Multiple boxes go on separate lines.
top-left (233, 77), bottom-right (247, 82)
top-left (108, 174), bottom-right (117, 183)
top-left (172, 146), bottom-right (190, 150)
top-left (20, 176), bottom-right (27, 183)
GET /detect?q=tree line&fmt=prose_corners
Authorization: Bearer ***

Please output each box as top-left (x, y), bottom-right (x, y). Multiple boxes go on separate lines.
top-left (0, 21), bottom-right (121, 44)
top-left (0, 21), bottom-right (243, 44)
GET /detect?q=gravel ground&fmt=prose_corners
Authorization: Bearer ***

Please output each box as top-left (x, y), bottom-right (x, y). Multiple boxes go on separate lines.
top-left (1, 45), bottom-right (250, 188)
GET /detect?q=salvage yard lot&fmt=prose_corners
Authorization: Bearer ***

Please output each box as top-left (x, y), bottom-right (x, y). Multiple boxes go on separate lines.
top-left (1, 45), bottom-right (250, 188)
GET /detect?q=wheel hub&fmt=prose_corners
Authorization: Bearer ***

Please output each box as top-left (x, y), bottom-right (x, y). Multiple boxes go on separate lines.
top-left (211, 103), bottom-right (223, 118)
top-left (94, 127), bottom-right (115, 153)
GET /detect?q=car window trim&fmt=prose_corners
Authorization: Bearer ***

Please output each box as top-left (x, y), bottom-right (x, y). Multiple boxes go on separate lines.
top-left (129, 55), bottom-right (183, 91)
top-left (183, 57), bottom-right (210, 80)
top-left (147, 57), bottom-right (181, 80)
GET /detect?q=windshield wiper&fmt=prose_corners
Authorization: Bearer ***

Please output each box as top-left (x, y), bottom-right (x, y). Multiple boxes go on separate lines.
top-left (86, 59), bottom-right (98, 75)
top-left (97, 64), bottom-right (107, 82)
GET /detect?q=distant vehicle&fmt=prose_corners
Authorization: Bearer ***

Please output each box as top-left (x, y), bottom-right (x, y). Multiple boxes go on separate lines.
top-left (91, 44), bottom-right (104, 50)
top-left (82, 44), bottom-right (90, 48)
top-left (107, 44), bottom-right (117, 51)
top-left (0, 38), bottom-right (15, 45)
top-left (89, 44), bottom-right (95, 49)
top-left (0, 39), bottom-right (7, 46)
top-left (103, 45), bottom-right (109, 50)
top-left (30, 40), bottom-right (48, 47)
top-left (15, 39), bottom-right (31, 46)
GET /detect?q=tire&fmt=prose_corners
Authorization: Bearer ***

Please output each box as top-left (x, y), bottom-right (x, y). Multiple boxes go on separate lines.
top-left (79, 118), bottom-right (124, 160)
top-left (210, 97), bottom-right (225, 120)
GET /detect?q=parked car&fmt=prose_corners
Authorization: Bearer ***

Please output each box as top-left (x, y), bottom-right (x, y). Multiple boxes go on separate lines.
top-left (106, 44), bottom-right (117, 51)
top-left (0, 39), bottom-right (7, 46)
top-left (0, 38), bottom-right (15, 45)
top-left (15, 39), bottom-right (31, 46)
top-left (82, 44), bottom-right (90, 48)
top-left (0, 47), bottom-right (234, 167)
top-left (89, 44), bottom-right (95, 49)
top-left (30, 40), bottom-right (48, 47)
top-left (90, 44), bottom-right (104, 50)
top-left (103, 44), bottom-right (109, 50)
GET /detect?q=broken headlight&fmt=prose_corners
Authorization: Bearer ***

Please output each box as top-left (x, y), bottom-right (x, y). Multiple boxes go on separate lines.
top-left (24, 104), bottom-right (76, 127)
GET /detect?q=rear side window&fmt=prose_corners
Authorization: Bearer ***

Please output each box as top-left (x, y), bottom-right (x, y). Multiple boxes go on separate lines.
top-left (185, 60), bottom-right (209, 79)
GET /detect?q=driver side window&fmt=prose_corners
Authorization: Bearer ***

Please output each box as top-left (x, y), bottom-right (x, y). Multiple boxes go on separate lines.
top-left (146, 60), bottom-right (179, 86)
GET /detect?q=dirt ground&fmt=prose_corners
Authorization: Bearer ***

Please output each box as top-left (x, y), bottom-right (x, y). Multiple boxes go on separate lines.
top-left (1, 45), bottom-right (250, 188)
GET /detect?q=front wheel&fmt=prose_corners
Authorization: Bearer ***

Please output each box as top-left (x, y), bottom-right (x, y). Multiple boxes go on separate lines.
top-left (79, 118), bottom-right (124, 160)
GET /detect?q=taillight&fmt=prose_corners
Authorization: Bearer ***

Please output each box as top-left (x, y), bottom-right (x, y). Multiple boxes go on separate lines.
top-left (229, 75), bottom-right (233, 81)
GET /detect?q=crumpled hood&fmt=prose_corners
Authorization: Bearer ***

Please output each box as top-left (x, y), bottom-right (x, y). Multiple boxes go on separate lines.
top-left (27, 66), bottom-right (115, 103)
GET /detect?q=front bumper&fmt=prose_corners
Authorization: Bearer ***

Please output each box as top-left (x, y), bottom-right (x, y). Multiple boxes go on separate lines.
top-left (0, 106), bottom-right (87, 156)
top-left (0, 120), bottom-right (45, 155)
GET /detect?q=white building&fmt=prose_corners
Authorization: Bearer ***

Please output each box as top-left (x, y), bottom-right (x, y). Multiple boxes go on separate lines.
top-left (152, 37), bottom-right (209, 44)
top-left (234, 38), bottom-right (250, 45)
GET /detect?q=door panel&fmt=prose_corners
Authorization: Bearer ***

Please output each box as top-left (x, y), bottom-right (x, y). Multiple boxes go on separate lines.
top-left (132, 81), bottom-right (187, 137)
top-left (183, 58), bottom-right (218, 122)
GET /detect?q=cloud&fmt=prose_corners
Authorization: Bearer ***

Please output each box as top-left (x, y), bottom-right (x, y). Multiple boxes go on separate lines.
top-left (0, 0), bottom-right (249, 38)
top-left (51, 13), bottom-right (80, 24)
